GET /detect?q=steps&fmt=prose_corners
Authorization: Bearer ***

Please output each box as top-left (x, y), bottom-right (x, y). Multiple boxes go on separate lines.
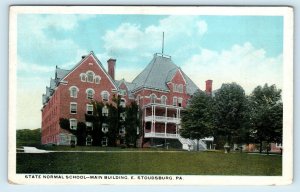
top-left (178, 136), bottom-right (207, 151)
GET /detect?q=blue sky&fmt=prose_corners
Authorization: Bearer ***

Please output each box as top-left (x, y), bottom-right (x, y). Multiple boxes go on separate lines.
top-left (16, 14), bottom-right (283, 129)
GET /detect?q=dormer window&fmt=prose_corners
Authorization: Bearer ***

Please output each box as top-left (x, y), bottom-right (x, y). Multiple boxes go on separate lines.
top-left (173, 84), bottom-right (183, 93)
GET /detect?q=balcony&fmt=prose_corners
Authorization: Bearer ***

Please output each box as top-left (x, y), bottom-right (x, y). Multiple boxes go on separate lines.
top-left (144, 132), bottom-right (179, 139)
top-left (144, 116), bottom-right (180, 124)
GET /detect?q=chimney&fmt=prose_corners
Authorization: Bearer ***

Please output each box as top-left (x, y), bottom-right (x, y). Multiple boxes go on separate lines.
top-left (107, 58), bottom-right (116, 80)
top-left (205, 80), bottom-right (213, 95)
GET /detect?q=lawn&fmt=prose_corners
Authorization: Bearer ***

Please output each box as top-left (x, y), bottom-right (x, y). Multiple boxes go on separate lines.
top-left (16, 150), bottom-right (282, 175)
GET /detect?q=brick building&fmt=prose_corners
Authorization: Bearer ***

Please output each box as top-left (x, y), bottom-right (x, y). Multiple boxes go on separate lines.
top-left (41, 51), bottom-right (213, 149)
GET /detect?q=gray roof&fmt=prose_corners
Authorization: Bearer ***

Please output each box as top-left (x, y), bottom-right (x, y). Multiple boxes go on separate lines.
top-left (132, 53), bottom-right (200, 95)
top-left (50, 78), bottom-right (56, 89)
top-left (56, 67), bottom-right (70, 80)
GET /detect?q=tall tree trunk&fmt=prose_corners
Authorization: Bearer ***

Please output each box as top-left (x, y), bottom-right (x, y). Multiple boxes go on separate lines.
top-left (259, 140), bottom-right (263, 153)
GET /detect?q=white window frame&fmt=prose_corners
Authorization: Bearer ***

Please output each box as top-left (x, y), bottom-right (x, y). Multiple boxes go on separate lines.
top-left (94, 75), bottom-right (101, 84)
top-left (120, 98), bottom-right (126, 108)
top-left (161, 95), bottom-right (167, 105)
top-left (86, 88), bottom-right (95, 99)
top-left (102, 123), bottom-right (108, 133)
top-left (86, 122), bottom-right (93, 130)
top-left (178, 97), bottom-right (183, 107)
top-left (69, 118), bottom-right (77, 130)
top-left (173, 97), bottom-right (178, 106)
top-left (86, 71), bottom-right (95, 83)
top-left (80, 73), bottom-right (87, 82)
top-left (86, 104), bottom-right (93, 115)
top-left (119, 126), bottom-right (126, 134)
top-left (102, 105), bottom-right (109, 117)
top-left (102, 137), bottom-right (108, 146)
top-left (150, 94), bottom-right (156, 104)
top-left (69, 86), bottom-right (79, 98)
top-left (70, 102), bottom-right (77, 114)
top-left (101, 91), bottom-right (110, 102)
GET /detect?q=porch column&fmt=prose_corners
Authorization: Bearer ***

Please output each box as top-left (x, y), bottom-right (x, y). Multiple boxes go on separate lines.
top-left (151, 106), bottom-right (154, 133)
top-left (153, 105), bottom-right (156, 134)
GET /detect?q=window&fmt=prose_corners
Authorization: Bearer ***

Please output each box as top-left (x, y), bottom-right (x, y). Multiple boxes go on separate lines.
top-left (120, 112), bottom-right (126, 121)
top-left (120, 98), bottom-right (126, 108)
top-left (69, 86), bottom-right (79, 98)
top-left (102, 105), bottom-right (109, 116)
top-left (136, 95), bottom-right (140, 105)
top-left (86, 135), bottom-right (93, 146)
top-left (150, 94), bottom-right (156, 104)
top-left (86, 104), bottom-right (93, 115)
top-left (119, 126), bottom-right (125, 134)
top-left (119, 89), bottom-right (127, 96)
top-left (161, 95), bottom-right (167, 105)
top-left (87, 71), bottom-right (94, 83)
top-left (173, 84), bottom-right (183, 93)
top-left (86, 88), bottom-right (95, 99)
top-left (86, 122), bottom-right (93, 131)
top-left (178, 84), bottom-right (183, 93)
top-left (69, 119), bottom-right (77, 130)
top-left (94, 76), bottom-right (101, 84)
top-left (70, 102), bottom-right (77, 114)
top-left (178, 97), bottom-right (183, 107)
top-left (101, 91), bottom-right (109, 101)
top-left (102, 123), bottom-right (108, 133)
top-left (80, 73), bottom-right (87, 82)
top-left (102, 137), bottom-right (108, 146)
top-left (173, 97), bottom-right (177, 106)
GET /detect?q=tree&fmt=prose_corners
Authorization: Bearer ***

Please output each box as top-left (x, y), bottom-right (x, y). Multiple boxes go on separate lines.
top-left (213, 83), bottom-right (248, 149)
top-left (180, 91), bottom-right (214, 150)
top-left (76, 122), bottom-right (87, 146)
top-left (248, 84), bottom-right (283, 153)
top-left (125, 101), bottom-right (141, 147)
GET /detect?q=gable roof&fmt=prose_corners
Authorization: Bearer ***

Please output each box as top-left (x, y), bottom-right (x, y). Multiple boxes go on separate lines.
top-left (132, 53), bottom-right (200, 95)
top-left (60, 51), bottom-right (118, 89)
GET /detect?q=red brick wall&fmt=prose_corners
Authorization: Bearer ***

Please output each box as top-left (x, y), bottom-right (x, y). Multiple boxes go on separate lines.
top-left (42, 54), bottom-right (117, 144)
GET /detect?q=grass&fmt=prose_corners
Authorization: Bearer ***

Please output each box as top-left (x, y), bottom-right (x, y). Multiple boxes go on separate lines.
top-left (16, 150), bottom-right (282, 175)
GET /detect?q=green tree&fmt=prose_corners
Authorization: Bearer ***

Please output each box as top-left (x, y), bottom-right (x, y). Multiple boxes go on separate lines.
top-left (125, 101), bottom-right (141, 147)
top-left (180, 91), bottom-right (214, 148)
top-left (249, 84), bottom-right (283, 153)
top-left (76, 122), bottom-right (87, 146)
top-left (213, 83), bottom-right (248, 150)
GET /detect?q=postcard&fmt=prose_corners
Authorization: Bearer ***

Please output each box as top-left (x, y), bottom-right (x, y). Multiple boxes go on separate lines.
top-left (8, 6), bottom-right (293, 185)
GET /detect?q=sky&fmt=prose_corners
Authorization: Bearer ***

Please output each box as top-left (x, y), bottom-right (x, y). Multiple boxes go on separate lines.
top-left (16, 14), bottom-right (283, 129)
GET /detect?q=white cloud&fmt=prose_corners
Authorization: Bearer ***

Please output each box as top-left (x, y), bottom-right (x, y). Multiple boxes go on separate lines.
top-left (182, 42), bottom-right (282, 94)
top-left (102, 16), bottom-right (207, 58)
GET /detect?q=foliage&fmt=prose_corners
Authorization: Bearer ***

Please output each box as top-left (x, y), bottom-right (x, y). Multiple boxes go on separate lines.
top-left (76, 122), bottom-right (87, 146)
top-left (248, 84), bottom-right (283, 153)
top-left (180, 91), bottom-right (214, 140)
top-left (213, 83), bottom-right (248, 146)
top-left (16, 128), bottom-right (41, 147)
top-left (59, 118), bottom-right (71, 132)
top-left (125, 101), bottom-right (140, 147)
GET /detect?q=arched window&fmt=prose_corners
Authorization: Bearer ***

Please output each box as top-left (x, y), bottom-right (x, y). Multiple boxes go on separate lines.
top-left (150, 94), bottom-right (156, 104)
top-left (80, 73), bottom-right (87, 82)
top-left (94, 75), bottom-right (101, 84)
top-left (161, 95), bottom-right (167, 105)
top-left (86, 71), bottom-right (95, 83)
top-left (102, 123), bottom-right (108, 133)
top-left (120, 98), bottom-right (126, 108)
top-left (69, 86), bottom-right (79, 98)
top-left (101, 91), bottom-right (110, 102)
top-left (86, 88), bottom-right (95, 99)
